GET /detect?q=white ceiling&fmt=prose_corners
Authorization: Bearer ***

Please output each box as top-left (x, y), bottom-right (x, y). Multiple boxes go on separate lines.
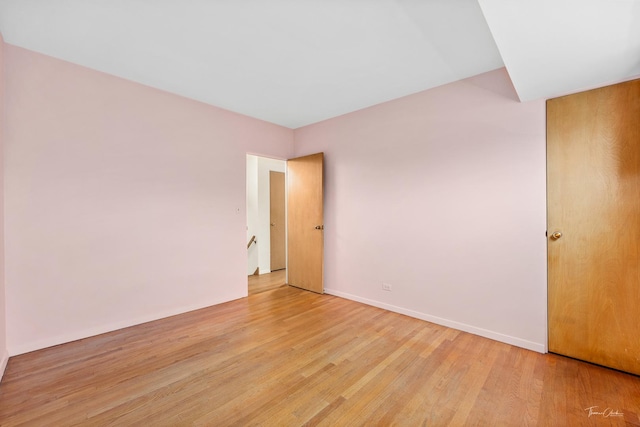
top-left (480, 0), bottom-right (640, 102)
top-left (0, 0), bottom-right (638, 128)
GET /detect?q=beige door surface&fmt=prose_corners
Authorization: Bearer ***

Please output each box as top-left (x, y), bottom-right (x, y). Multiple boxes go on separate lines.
top-left (287, 153), bottom-right (324, 293)
top-left (269, 171), bottom-right (286, 271)
top-left (547, 78), bottom-right (640, 375)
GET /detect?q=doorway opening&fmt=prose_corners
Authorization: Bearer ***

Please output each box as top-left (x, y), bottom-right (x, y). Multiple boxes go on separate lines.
top-left (246, 154), bottom-right (287, 295)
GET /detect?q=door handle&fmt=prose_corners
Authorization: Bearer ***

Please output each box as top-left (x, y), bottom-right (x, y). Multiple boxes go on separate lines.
top-left (271, 223), bottom-right (275, 226)
top-left (550, 231), bottom-right (562, 240)
top-left (315, 225), bottom-right (324, 230)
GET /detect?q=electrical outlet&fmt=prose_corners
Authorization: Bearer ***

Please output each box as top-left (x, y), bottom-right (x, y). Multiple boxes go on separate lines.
top-left (382, 283), bottom-right (392, 291)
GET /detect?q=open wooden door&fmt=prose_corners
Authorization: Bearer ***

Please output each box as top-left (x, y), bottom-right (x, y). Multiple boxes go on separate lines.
top-left (547, 78), bottom-right (640, 375)
top-left (287, 153), bottom-right (324, 293)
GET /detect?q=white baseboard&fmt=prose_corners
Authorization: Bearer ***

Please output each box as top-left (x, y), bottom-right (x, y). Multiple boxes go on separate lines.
top-left (9, 293), bottom-right (247, 356)
top-left (324, 288), bottom-right (546, 354)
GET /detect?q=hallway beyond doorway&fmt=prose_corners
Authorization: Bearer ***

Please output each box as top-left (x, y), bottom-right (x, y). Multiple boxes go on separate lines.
top-left (248, 270), bottom-right (286, 295)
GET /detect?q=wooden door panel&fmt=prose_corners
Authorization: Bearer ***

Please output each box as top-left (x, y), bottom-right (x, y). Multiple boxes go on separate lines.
top-left (287, 153), bottom-right (324, 293)
top-left (269, 171), bottom-right (286, 271)
top-left (547, 79), bottom-right (640, 375)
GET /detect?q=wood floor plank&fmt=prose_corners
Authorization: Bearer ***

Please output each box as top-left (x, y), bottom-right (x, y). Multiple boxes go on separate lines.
top-left (1, 284), bottom-right (639, 426)
top-left (248, 269), bottom-right (286, 295)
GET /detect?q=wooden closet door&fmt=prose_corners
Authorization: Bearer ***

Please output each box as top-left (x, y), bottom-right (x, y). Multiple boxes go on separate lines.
top-left (269, 171), bottom-right (286, 271)
top-left (547, 78), bottom-right (640, 375)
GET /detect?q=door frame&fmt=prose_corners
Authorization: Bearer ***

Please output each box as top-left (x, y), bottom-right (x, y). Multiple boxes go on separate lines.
top-left (246, 154), bottom-right (288, 279)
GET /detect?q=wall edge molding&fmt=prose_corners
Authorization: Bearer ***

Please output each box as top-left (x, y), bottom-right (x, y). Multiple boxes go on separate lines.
top-left (8, 294), bottom-right (246, 356)
top-left (325, 288), bottom-right (547, 354)
top-left (0, 351), bottom-right (8, 382)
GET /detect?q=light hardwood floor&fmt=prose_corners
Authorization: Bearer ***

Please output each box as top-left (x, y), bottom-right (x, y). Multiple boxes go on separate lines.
top-left (248, 269), bottom-right (286, 295)
top-left (0, 285), bottom-right (638, 426)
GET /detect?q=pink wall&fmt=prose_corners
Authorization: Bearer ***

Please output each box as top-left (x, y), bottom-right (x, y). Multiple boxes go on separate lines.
top-left (2, 44), bottom-right (546, 356)
top-left (294, 68), bottom-right (547, 351)
top-left (0, 34), bottom-right (7, 376)
top-left (4, 45), bottom-right (294, 355)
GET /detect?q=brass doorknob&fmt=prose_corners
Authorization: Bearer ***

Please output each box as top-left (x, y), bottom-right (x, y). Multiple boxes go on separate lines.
top-left (551, 231), bottom-right (562, 240)
top-left (271, 223), bottom-right (275, 226)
